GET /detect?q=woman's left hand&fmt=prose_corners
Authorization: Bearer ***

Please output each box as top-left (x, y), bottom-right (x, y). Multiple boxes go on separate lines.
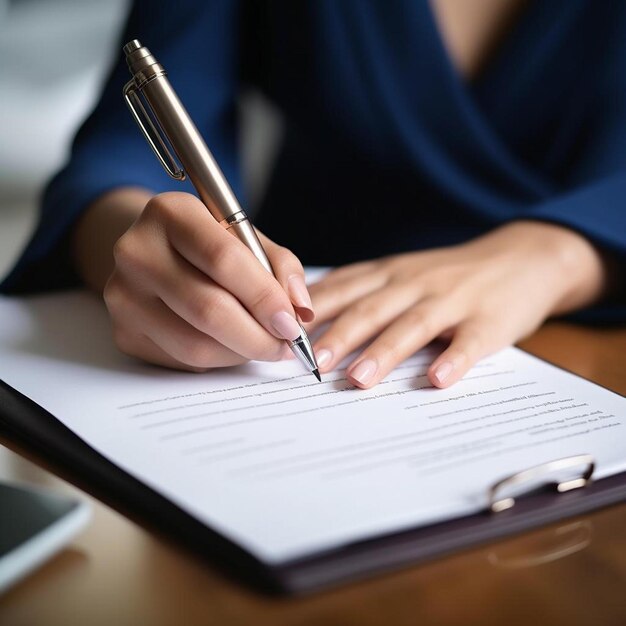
top-left (306, 221), bottom-right (610, 389)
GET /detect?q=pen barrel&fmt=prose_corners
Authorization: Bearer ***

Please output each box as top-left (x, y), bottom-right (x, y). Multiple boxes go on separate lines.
top-left (223, 213), bottom-right (274, 274)
top-left (140, 75), bottom-right (241, 223)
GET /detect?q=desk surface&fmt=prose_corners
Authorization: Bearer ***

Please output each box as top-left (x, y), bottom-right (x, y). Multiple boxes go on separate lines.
top-left (1, 322), bottom-right (625, 626)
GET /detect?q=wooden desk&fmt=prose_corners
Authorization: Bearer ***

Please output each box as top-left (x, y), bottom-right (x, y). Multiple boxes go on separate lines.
top-left (1, 322), bottom-right (625, 626)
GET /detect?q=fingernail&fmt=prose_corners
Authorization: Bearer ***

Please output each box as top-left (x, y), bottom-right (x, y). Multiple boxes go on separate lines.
top-left (349, 359), bottom-right (377, 386)
top-left (288, 275), bottom-right (314, 316)
top-left (433, 361), bottom-right (454, 385)
top-left (271, 311), bottom-right (302, 341)
top-left (316, 348), bottom-right (333, 369)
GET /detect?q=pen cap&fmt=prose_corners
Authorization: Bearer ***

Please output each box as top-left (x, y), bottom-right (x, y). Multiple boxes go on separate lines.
top-left (123, 39), bottom-right (141, 55)
top-left (123, 40), bottom-right (162, 88)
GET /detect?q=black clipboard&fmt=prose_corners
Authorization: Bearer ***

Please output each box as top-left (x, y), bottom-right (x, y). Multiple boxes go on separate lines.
top-left (2, 378), bottom-right (626, 595)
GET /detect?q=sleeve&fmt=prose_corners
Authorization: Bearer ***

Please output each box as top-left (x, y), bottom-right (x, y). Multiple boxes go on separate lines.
top-left (1, 0), bottom-right (243, 294)
top-left (526, 15), bottom-right (626, 324)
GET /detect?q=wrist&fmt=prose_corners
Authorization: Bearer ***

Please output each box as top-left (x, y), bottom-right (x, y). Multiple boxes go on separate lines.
top-left (72, 187), bottom-right (152, 292)
top-left (498, 220), bottom-right (611, 315)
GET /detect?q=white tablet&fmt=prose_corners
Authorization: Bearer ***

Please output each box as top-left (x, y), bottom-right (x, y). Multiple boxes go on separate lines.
top-left (0, 482), bottom-right (91, 593)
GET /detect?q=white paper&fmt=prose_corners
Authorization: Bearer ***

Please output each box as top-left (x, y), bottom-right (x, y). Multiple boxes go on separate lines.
top-left (0, 287), bottom-right (624, 563)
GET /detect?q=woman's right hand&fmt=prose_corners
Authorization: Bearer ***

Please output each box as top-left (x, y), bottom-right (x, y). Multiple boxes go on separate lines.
top-left (80, 190), bottom-right (314, 371)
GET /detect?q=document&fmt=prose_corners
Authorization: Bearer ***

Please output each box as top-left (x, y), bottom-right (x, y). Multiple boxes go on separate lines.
top-left (0, 288), bottom-right (625, 563)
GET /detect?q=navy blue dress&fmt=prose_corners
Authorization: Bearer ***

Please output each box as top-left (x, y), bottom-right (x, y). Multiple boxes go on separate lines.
top-left (3, 0), bottom-right (625, 321)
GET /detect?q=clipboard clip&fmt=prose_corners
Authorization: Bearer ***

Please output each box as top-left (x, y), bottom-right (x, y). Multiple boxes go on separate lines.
top-left (489, 454), bottom-right (595, 513)
top-left (123, 79), bottom-right (186, 181)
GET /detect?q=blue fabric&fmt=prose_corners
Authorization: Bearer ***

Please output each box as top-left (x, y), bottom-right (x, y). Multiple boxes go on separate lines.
top-left (2, 0), bottom-right (625, 322)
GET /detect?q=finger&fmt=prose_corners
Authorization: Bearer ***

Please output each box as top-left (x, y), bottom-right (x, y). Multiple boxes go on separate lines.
top-left (428, 317), bottom-right (503, 388)
top-left (142, 305), bottom-right (252, 369)
top-left (345, 298), bottom-right (461, 389)
top-left (307, 269), bottom-right (390, 329)
top-left (257, 232), bottom-right (314, 322)
top-left (113, 331), bottom-right (210, 373)
top-left (139, 244), bottom-right (287, 362)
top-left (312, 284), bottom-right (422, 372)
top-left (308, 259), bottom-right (380, 288)
top-left (106, 281), bottom-right (257, 369)
top-left (147, 193), bottom-right (302, 343)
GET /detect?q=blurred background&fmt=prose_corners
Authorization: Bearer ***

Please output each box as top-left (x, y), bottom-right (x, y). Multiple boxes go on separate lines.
top-left (0, 0), bottom-right (129, 274)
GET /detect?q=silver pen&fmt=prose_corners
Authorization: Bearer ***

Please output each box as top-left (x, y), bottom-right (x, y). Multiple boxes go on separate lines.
top-left (122, 40), bottom-right (320, 381)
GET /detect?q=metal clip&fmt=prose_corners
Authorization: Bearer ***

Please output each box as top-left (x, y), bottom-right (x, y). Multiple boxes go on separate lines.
top-left (489, 454), bottom-right (595, 513)
top-left (123, 79), bottom-right (185, 181)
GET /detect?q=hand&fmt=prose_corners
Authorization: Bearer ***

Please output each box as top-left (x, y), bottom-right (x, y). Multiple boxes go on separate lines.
top-left (98, 191), bottom-right (314, 371)
top-left (307, 221), bottom-right (609, 389)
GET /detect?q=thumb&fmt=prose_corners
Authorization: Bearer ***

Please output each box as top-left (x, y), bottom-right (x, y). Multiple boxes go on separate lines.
top-left (257, 231), bottom-right (315, 323)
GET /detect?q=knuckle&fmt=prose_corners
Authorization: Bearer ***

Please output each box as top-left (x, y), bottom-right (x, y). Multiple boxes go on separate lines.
top-left (103, 278), bottom-right (126, 314)
top-left (350, 298), bottom-right (381, 320)
top-left (405, 306), bottom-right (436, 337)
top-left (112, 235), bottom-right (145, 273)
top-left (111, 236), bottom-right (128, 265)
top-left (143, 193), bottom-right (177, 222)
top-left (270, 242), bottom-right (289, 261)
top-left (187, 289), bottom-right (230, 332)
top-left (276, 245), bottom-right (302, 271)
top-left (374, 338), bottom-right (400, 362)
top-left (249, 281), bottom-right (283, 313)
top-left (204, 237), bottom-right (240, 272)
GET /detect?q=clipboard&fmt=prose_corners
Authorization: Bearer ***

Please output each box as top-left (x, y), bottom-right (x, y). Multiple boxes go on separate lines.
top-left (2, 378), bottom-right (626, 595)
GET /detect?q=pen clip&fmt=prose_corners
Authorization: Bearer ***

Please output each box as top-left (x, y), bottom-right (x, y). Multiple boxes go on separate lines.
top-left (123, 80), bottom-right (185, 181)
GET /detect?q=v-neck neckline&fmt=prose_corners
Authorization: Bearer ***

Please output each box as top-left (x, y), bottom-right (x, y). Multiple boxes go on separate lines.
top-left (413, 0), bottom-right (555, 199)
top-left (424, 0), bottom-right (536, 96)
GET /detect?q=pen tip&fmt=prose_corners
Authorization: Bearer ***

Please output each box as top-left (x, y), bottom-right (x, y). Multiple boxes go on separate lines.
top-left (313, 368), bottom-right (321, 382)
